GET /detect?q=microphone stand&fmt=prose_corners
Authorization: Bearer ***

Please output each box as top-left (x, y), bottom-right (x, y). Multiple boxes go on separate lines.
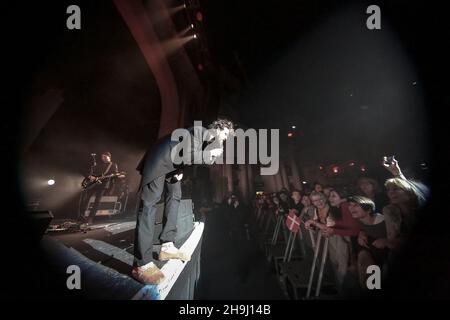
top-left (78, 153), bottom-right (97, 221)
top-left (90, 153), bottom-right (97, 174)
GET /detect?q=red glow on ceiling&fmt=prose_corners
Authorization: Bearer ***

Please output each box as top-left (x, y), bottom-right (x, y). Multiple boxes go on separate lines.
top-left (196, 11), bottom-right (203, 22)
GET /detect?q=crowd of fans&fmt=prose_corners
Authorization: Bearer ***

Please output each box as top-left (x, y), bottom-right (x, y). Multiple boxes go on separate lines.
top-left (251, 157), bottom-right (430, 298)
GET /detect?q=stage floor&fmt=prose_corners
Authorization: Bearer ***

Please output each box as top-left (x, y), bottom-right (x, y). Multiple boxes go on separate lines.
top-left (44, 215), bottom-right (203, 300)
top-left (42, 208), bottom-right (292, 300)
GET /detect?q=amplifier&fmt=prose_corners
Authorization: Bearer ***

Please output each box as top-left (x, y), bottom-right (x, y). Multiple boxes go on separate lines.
top-left (28, 210), bottom-right (54, 239)
top-left (84, 196), bottom-right (122, 216)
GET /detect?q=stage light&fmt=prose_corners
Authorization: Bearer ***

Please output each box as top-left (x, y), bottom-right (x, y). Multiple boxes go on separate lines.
top-left (361, 165), bottom-right (366, 172)
top-left (302, 181), bottom-right (307, 185)
top-left (287, 132), bottom-right (293, 137)
top-left (193, 34), bottom-right (198, 39)
top-left (349, 162), bottom-right (355, 166)
top-left (332, 166), bottom-right (339, 174)
top-left (190, 23), bottom-right (194, 29)
top-left (47, 179), bottom-right (55, 186)
top-left (319, 165), bottom-right (324, 170)
top-left (291, 125), bottom-right (296, 129)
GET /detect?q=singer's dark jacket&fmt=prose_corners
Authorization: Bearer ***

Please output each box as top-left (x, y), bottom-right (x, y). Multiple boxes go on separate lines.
top-left (136, 126), bottom-right (215, 188)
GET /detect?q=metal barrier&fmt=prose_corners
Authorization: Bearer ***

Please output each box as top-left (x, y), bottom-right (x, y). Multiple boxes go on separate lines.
top-left (271, 215), bottom-right (284, 245)
top-left (306, 232), bottom-right (330, 298)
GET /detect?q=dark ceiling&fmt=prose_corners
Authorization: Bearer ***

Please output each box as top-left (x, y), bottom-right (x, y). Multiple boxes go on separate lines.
top-left (3, 0), bottom-right (449, 190)
top-left (199, 0), bottom-right (448, 173)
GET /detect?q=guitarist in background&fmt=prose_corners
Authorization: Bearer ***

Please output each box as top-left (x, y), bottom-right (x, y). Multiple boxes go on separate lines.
top-left (85, 151), bottom-right (124, 224)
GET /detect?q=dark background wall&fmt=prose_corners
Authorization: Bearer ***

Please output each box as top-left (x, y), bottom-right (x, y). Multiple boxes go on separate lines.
top-left (15, 1), bottom-right (162, 218)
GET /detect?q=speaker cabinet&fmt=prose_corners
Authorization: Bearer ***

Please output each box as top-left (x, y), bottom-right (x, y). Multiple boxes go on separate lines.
top-left (28, 211), bottom-right (53, 239)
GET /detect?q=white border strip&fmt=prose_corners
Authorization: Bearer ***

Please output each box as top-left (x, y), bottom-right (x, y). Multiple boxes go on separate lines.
top-left (132, 221), bottom-right (204, 300)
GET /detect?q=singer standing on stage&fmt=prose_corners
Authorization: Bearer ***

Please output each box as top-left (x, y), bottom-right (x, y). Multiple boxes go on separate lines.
top-left (132, 119), bottom-right (234, 285)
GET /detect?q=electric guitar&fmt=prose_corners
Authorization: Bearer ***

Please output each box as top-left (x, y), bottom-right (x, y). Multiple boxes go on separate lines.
top-left (81, 172), bottom-right (126, 190)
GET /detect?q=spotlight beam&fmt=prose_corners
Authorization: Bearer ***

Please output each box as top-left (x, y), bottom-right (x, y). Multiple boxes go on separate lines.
top-left (179, 26), bottom-right (192, 37)
top-left (168, 4), bottom-right (185, 15)
top-left (161, 35), bottom-right (198, 56)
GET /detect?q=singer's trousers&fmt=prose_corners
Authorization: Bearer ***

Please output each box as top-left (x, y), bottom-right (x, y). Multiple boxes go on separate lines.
top-left (133, 175), bottom-right (181, 267)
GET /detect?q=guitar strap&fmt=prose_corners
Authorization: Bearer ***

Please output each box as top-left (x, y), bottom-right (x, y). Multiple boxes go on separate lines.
top-left (102, 162), bottom-right (113, 176)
